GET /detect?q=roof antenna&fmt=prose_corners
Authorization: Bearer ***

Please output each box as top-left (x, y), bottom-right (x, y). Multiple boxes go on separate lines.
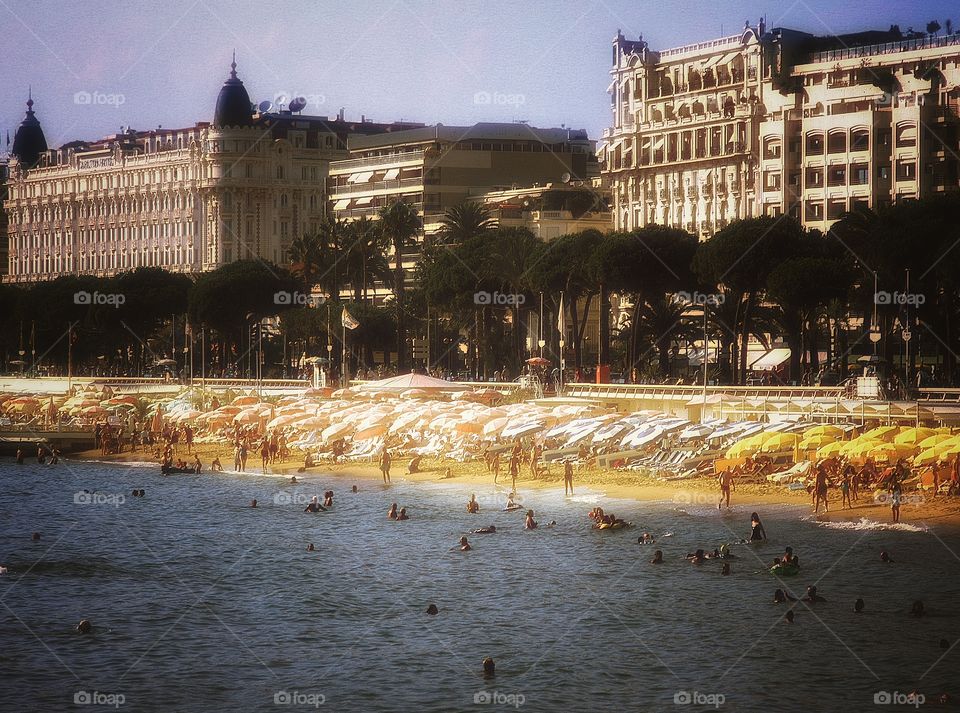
top-left (230, 49), bottom-right (237, 78)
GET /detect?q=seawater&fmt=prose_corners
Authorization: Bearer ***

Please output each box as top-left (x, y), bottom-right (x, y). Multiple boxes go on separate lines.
top-left (1, 459), bottom-right (958, 712)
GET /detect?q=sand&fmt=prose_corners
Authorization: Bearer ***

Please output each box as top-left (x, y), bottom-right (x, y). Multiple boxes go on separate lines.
top-left (70, 442), bottom-right (960, 530)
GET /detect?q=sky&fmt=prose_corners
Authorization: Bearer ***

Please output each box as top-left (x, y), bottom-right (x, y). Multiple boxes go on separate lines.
top-left (1, 0), bottom-right (954, 148)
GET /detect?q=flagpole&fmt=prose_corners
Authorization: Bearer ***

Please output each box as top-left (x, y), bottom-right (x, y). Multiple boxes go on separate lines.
top-left (558, 291), bottom-right (565, 394)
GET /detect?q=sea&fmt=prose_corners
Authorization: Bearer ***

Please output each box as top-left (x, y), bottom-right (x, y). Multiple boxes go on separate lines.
top-left (1, 459), bottom-right (958, 712)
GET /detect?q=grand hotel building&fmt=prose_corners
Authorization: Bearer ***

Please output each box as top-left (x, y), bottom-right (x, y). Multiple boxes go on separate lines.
top-left (2, 61), bottom-right (422, 282)
top-left (602, 21), bottom-right (960, 236)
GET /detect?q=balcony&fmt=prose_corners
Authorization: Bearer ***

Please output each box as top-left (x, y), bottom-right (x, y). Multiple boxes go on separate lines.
top-left (330, 176), bottom-right (424, 198)
top-left (329, 149), bottom-right (428, 174)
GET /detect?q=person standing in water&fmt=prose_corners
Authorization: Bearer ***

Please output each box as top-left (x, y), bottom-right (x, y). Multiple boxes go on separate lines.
top-left (750, 512), bottom-right (767, 541)
top-left (379, 448), bottom-right (392, 484)
top-left (813, 463), bottom-right (830, 513)
top-left (524, 510), bottom-right (538, 530)
top-left (718, 468), bottom-right (734, 509)
top-left (891, 484), bottom-right (902, 523)
top-left (564, 460), bottom-right (574, 496)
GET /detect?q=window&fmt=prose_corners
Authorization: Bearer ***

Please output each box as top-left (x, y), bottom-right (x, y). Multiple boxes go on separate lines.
top-left (896, 124), bottom-right (917, 148)
top-left (805, 201), bottom-right (823, 220)
top-left (763, 139), bottom-right (782, 160)
top-left (276, 166), bottom-right (284, 179)
top-left (851, 164), bottom-right (869, 185)
top-left (827, 132), bottom-right (846, 154)
top-left (763, 171), bottom-right (781, 191)
top-left (896, 160), bottom-right (916, 181)
top-left (806, 133), bottom-right (824, 155)
top-left (827, 199), bottom-right (846, 220)
top-left (851, 129), bottom-right (869, 152)
top-left (878, 165), bottom-right (891, 180)
top-left (827, 166), bottom-right (846, 186)
top-left (805, 167), bottom-right (823, 188)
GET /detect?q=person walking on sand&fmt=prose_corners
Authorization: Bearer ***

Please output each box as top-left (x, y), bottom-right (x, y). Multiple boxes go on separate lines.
top-left (564, 460), bottom-right (574, 496)
top-left (492, 452), bottom-right (501, 484)
top-left (509, 453), bottom-right (519, 494)
top-left (841, 469), bottom-right (853, 510)
top-left (379, 448), bottom-right (392, 484)
top-left (814, 463), bottom-right (829, 513)
top-left (261, 438), bottom-right (270, 474)
top-left (718, 468), bottom-right (734, 509)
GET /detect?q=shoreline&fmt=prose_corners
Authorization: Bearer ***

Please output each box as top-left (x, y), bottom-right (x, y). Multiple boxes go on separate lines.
top-left (68, 446), bottom-right (960, 531)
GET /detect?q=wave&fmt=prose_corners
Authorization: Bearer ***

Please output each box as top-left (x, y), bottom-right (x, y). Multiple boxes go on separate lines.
top-left (814, 517), bottom-right (928, 533)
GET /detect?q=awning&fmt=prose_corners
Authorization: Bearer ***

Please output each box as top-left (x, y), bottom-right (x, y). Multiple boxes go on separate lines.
top-left (716, 52), bottom-right (740, 68)
top-left (751, 347), bottom-right (791, 371)
top-left (702, 54), bottom-right (723, 69)
top-left (354, 197), bottom-right (373, 206)
top-left (333, 199), bottom-right (351, 210)
top-left (383, 168), bottom-right (400, 181)
top-left (347, 171), bottom-right (374, 184)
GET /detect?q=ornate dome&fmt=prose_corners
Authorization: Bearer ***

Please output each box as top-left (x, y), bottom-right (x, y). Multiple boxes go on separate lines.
top-left (213, 54), bottom-right (253, 128)
top-left (11, 92), bottom-right (47, 168)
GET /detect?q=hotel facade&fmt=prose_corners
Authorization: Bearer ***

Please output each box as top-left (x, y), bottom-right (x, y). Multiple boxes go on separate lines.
top-left (2, 62), bottom-right (422, 283)
top-left (602, 22), bottom-right (960, 236)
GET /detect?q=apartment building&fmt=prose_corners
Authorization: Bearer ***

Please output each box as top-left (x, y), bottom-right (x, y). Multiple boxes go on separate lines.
top-left (476, 182), bottom-right (612, 240)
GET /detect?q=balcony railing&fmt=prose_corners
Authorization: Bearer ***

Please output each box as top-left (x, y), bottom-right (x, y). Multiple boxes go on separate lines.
top-left (330, 176), bottom-right (424, 197)
top-left (329, 149), bottom-right (428, 173)
top-left (809, 32), bottom-right (960, 64)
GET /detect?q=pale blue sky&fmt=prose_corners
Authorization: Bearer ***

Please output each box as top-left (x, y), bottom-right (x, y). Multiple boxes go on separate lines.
top-left (1, 0), bottom-right (953, 147)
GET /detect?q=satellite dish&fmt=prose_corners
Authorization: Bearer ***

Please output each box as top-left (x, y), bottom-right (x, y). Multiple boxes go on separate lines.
top-left (288, 96), bottom-right (307, 113)
top-left (258, 100), bottom-right (273, 113)
top-left (561, 172), bottom-right (572, 184)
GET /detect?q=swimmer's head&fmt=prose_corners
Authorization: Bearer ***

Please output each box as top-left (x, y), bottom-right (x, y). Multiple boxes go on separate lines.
top-left (459, 537), bottom-right (468, 545)
top-left (31, 532), bottom-right (40, 541)
top-left (426, 604), bottom-right (439, 615)
top-left (250, 499), bottom-right (258, 508)
top-left (854, 598), bottom-right (864, 612)
top-left (482, 657), bottom-right (495, 677)
top-left (76, 619), bottom-right (92, 634)
top-left (785, 610), bottom-right (794, 623)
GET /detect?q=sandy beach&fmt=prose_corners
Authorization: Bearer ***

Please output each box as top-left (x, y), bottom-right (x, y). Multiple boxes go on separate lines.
top-left (72, 443), bottom-right (960, 530)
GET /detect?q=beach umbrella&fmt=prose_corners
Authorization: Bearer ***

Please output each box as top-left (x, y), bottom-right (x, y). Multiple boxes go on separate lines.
top-left (501, 421), bottom-right (546, 440)
top-left (913, 448), bottom-right (945, 466)
top-left (482, 417), bottom-right (511, 437)
top-left (354, 422), bottom-right (389, 441)
top-left (678, 423), bottom-right (716, 441)
top-left (322, 421), bottom-right (355, 442)
top-left (798, 434), bottom-right (836, 450)
top-left (803, 424), bottom-right (843, 439)
top-left (816, 441), bottom-right (846, 458)
top-left (862, 425), bottom-right (900, 442)
top-left (525, 357), bottom-right (550, 366)
top-left (400, 388), bottom-right (430, 399)
top-left (761, 432), bottom-right (801, 452)
top-left (82, 405), bottom-right (108, 416)
top-left (918, 434), bottom-right (953, 449)
top-left (868, 442), bottom-right (917, 462)
top-left (894, 427), bottom-right (937, 446)
top-left (232, 395), bottom-right (260, 406)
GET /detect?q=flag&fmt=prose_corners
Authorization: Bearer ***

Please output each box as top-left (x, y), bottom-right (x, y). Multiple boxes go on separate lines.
top-left (557, 293), bottom-right (565, 338)
top-left (341, 307), bottom-right (360, 330)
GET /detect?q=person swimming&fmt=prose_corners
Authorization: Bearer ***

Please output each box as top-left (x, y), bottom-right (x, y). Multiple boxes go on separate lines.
top-left (781, 547), bottom-right (799, 567)
top-left (387, 503), bottom-right (398, 520)
top-left (426, 604), bottom-right (439, 615)
top-left (250, 499), bottom-right (258, 508)
top-left (750, 512), bottom-right (767, 541)
top-left (211, 456), bottom-right (223, 472)
top-left (721, 562), bottom-right (731, 576)
top-left (880, 550), bottom-right (894, 563)
top-left (323, 491), bottom-right (334, 507)
top-left (650, 550), bottom-right (664, 564)
top-left (473, 525), bottom-right (497, 534)
top-left (802, 585), bottom-right (826, 602)
top-left (524, 510), bottom-right (538, 530)
top-left (397, 507), bottom-right (409, 521)
top-left (290, 476), bottom-right (298, 484)
top-left (459, 536), bottom-right (472, 552)
top-left (773, 589), bottom-right (796, 603)
top-left (306, 543), bottom-right (315, 552)
top-left (351, 485), bottom-right (358, 493)
top-left (76, 619), bottom-right (92, 634)
top-left (785, 610), bottom-right (795, 624)
top-left (687, 549), bottom-right (706, 564)
top-left (638, 532), bottom-right (655, 544)
top-left (304, 496), bottom-right (325, 513)
top-left (911, 600), bottom-right (926, 617)
top-left (482, 656), bottom-right (495, 678)
top-left (466, 494), bottom-right (480, 514)
top-left (854, 597), bottom-right (865, 613)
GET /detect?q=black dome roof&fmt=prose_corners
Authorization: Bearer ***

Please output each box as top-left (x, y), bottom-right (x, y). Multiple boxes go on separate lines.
top-left (214, 56), bottom-right (253, 128)
top-left (11, 94), bottom-right (47, 168)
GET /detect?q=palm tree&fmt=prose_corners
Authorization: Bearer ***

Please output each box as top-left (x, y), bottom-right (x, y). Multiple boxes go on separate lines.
top-left (437, 201), bottom-right (495, 245)
top-left (315, 215), bottom-right (349, 299)
top-left (343, 217), bottom-right (390, 303)
top-left (287, 232), bottom-right (325, 289)
top-left (378, 199), bottom-right (422, 370)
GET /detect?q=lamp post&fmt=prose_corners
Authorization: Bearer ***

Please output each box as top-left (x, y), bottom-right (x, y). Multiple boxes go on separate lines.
top-left (538, 292), bottom-right (544, 357)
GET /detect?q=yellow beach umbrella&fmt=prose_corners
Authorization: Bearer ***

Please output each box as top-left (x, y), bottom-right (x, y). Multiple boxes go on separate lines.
top-left (803, 425), bottom-right (843, 439)
top-left (862, 425), bottom-right (900, 442)
top-left (798, 434), bottom-right (837, 450)
top-left (914, 448), bottom-right (944, 466)
top-left (816, 441), bottom-right (846, 458)
top-left (918, 434), bottom-right (953, 449)
top-left (867, 442), bottom-right (918, 461)
top-left (725, 433), bottom-right (767, 458)
top-left (761, 432), bottom-right (802, 452)
top-left (894, 427), bottom-right (937, 446)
